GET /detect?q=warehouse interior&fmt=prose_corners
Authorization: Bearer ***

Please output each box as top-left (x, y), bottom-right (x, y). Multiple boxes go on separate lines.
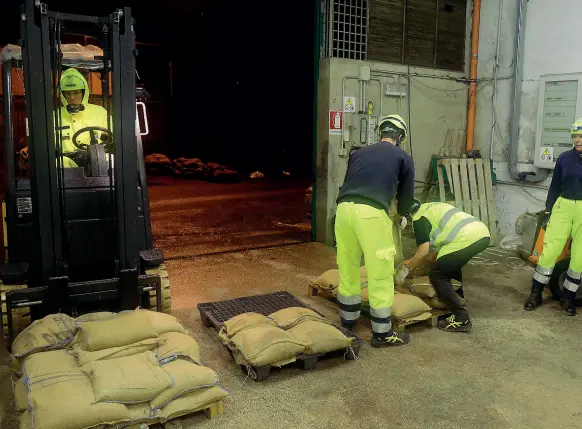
top-left (1, 0), bottom-right (582, 428)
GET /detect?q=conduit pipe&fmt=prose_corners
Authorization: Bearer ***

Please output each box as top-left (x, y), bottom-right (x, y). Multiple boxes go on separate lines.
top-left (508, 0), bottom-right (548, 183)
top-left (466, 0), bottom-right (481, 153)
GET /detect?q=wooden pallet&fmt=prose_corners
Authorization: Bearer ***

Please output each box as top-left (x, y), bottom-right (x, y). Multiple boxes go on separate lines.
top-left (393, 309), bottom-right (452, 333)
top-left (308, 283), bottom-right (452, 333)
top-left (437, 158), bottom-right (497, 243)
top-left (151, 400), bottom-right (225, 429)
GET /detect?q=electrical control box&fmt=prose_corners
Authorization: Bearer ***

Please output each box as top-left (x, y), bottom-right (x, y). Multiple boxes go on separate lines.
top-left (534, 73), bottom-right (582, 169)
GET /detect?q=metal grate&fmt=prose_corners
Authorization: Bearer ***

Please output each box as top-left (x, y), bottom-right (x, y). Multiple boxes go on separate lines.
top-left (198, 291), bottom-right (311, 328)
top-left (324, 0), bottom-right (368, 60)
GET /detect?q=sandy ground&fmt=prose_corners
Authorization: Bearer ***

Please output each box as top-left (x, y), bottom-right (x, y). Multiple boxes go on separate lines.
top-left (148, 177), bottom-right (312, 258)
top-left (1, 179), bottom-right (581, 428)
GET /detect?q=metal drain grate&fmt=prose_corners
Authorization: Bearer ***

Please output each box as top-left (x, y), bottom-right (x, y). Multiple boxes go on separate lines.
top-left (198, 291), bottom-right (310, 329)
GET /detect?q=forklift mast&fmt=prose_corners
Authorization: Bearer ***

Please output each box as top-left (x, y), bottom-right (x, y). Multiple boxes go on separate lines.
top-left (0, 0), bottom-right (164, 344)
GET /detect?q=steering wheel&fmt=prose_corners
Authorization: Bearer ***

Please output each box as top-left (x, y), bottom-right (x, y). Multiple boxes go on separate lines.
top-left (72, 126), bottom-right (111, 150)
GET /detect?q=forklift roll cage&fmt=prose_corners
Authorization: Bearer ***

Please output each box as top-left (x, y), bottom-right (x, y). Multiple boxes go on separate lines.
top-left (1, 0), bottom-right (164, 345)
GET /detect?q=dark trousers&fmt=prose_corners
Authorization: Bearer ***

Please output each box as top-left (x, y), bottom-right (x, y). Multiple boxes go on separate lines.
top-left (429, 237), bottom-right (490, 318)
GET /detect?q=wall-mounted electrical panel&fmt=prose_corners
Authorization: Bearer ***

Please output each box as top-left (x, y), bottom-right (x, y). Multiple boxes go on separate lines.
top-left (534, 73), bottom-right (582, 169)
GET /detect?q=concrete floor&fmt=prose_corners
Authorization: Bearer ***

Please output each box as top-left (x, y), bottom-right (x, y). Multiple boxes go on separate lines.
top-left (2, 239), bottom-right (582, 428)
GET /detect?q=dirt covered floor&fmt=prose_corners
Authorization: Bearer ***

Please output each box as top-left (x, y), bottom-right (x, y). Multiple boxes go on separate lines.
top-left (147, 177), bottom-right (312, 258)
top-left (2, 238), bottom-right (581, 429)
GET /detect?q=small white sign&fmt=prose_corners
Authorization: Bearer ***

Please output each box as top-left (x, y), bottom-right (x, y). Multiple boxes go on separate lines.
top-left (540, 146), bottom-right (554, 162)
top-left (343, 96), bottom-right (356, 113)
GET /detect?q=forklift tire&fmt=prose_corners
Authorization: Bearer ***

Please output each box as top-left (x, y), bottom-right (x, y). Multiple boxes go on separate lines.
top-left (1, 282), bottom-right (31, 348)
top-left (146, 264), bottom-right (172, 314)
top-left (548, 258), bottom-right (582, 304)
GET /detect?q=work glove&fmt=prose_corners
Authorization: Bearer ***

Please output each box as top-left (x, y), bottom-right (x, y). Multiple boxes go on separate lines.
top-left (541, 211), bottom-right (551, 230)
top-left (399, 216), bottom-right (408, 231)
top-left (394, 265), bottom-right (410, 287)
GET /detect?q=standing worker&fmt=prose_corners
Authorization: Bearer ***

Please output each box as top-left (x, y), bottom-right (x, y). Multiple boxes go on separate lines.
top-left (524, 118), bottom-right (582, 316)
top-left (395, 200), bottom-right (490, 332)
top-left (335, 114), bottom-right (414, 347)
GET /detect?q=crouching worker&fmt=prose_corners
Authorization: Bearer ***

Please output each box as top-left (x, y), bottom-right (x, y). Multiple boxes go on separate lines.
top-left (395, 200), bottom-right (490, 332)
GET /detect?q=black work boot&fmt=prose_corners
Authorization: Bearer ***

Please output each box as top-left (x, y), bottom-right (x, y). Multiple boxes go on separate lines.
top-left (437, 314), bottom-right (472, 332)
top-left (524, 283), bottom-right (544, 311)
top-left (561, 290), bottom-right (577, 316)
top-left (341, 321), bottom-right (356, 332)
top-left (371, 330), bottom-right (410, 348)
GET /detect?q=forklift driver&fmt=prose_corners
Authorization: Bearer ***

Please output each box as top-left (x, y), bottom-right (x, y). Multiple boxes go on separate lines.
top-left (57, 67), bottom-right (112, 168)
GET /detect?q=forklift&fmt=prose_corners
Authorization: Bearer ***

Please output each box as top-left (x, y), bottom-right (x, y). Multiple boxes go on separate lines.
top-left (0, 0), bottom-right (171, 348)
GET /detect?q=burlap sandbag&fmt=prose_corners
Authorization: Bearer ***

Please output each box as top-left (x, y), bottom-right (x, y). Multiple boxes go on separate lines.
top-left (12, 313), bottom-right (77, 358)
top-left (404, 276), bottom-right (462, 298)
top-left (151, 359), bottom-right (218, 409)
top-left (23, 349), bottom-right (77, 379)
top-left (310, 269), bottom-right (367, 297)
top-left (82, 351), bottom-right (172, 404)
top-left (288, 321), bottom-right (353, 355)
top-left (230, 325), bottom-right (307, 367)
top-left (156, 332), bottom-right (201, 364)
top-left (425, 295), bottom-right (467, 310)
top-left (160, 386), bottom-right (228, 422)
top-left (310, 269), bottom-right (339, 291)
top-left (70, 338), bottom-right (162, 367)
top-left (76, 312), bottom-right (115, 322)
top-left (219, 312), bottom-right (277, 340)
top-left (392, 294), bottom-right (432, 320)
top-left (124, 403), bottom-right (157, 427)
top-left (76, 310), bottom-right (158, 352)
top-left (13, 377), bottom-right (27, 411)
top-left (269, 307), bottom-right (327, 329)
top-left (140, 310), bottom-right (187, 335)
top-left (23, 370), bottom-right (129, 429)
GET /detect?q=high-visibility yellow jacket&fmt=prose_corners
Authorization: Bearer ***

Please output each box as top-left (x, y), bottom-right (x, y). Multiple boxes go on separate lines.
top-left (57, 68), bottom-right (110, 163)
top-left (412, 202), bottom-right (490, 258)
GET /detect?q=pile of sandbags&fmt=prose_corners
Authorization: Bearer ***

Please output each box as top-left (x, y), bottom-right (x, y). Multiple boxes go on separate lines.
top-left (218, 308), bottom-right (353, 369)
top-left (170, 158), bottom-right (241, 182)
top-left (11, 309), bottom-right (227, 429)
top-left (144, 153), bottom-right (172, 175)
top-left (310, 268), bottom-right (432, 324)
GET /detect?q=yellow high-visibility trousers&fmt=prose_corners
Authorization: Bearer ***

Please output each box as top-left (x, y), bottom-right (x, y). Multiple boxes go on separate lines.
top-left (335, 202), bottom-right (395, 334)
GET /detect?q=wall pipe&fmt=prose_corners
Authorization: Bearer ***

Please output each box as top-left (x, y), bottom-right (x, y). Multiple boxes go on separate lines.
top-left (466, 0), bottom-right (481, 153)
top-left (508, 0), bottom-right (548, 183)
top-left (489, 0), bottom-right (504, 155)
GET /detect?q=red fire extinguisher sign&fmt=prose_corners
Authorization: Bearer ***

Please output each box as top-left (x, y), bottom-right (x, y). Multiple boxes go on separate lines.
top-left (329, 111), bottom-right (343, 135)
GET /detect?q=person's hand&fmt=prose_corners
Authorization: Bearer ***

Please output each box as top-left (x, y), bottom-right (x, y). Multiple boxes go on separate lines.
top-left (542, 211), bottom-right (551, 230)
top-left (399, 216), bottom-right (408, 231)
top-left (394, 265), bottom-right (410, 287)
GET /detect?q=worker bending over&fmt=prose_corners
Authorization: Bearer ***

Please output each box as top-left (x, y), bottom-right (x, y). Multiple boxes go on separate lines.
top-left (524, 118), bottom-right (582, 316)
top-left (395, 200), bottom-right (490, 332)
top-left (58, 67), bottom-right (110, 167)
top-left (335, 114), bottom-right (414, 347)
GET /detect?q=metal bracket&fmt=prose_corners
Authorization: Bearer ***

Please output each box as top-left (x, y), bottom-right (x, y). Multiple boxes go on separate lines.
top-left (38, 3), bottom-right (47, 14)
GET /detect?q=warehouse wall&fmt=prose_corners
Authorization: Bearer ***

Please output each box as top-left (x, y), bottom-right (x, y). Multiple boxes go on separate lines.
top-left (475, 0), bottom-right (582, 234)
top-left (315, 57), bottom-right (467, 244)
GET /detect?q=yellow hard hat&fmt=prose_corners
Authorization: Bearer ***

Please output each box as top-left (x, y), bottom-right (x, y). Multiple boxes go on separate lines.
top-left (571, 118), bottom-right (582, 136)
top-left (377, 114), bottom-right (408, 143)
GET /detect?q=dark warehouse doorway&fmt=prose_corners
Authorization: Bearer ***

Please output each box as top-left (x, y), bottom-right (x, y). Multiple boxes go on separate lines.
top-left (0, 0), bottom-right (318, 259)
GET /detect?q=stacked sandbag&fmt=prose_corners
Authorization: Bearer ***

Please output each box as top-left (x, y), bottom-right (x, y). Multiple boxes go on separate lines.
top-left (144, 153), bottom-right (172, 175)
top-left (205, 162), bottom-right (240, 182)
top-left (171, 157), bottom-right (207, 178)
top-left (219, 309), bottom-right (353, 369)
top-left (403, 276), bottom-right (466, 310)
top-left (309, 267), bottom-right (367, 297)
top-left (11, 309), bottom-right (227, 429)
